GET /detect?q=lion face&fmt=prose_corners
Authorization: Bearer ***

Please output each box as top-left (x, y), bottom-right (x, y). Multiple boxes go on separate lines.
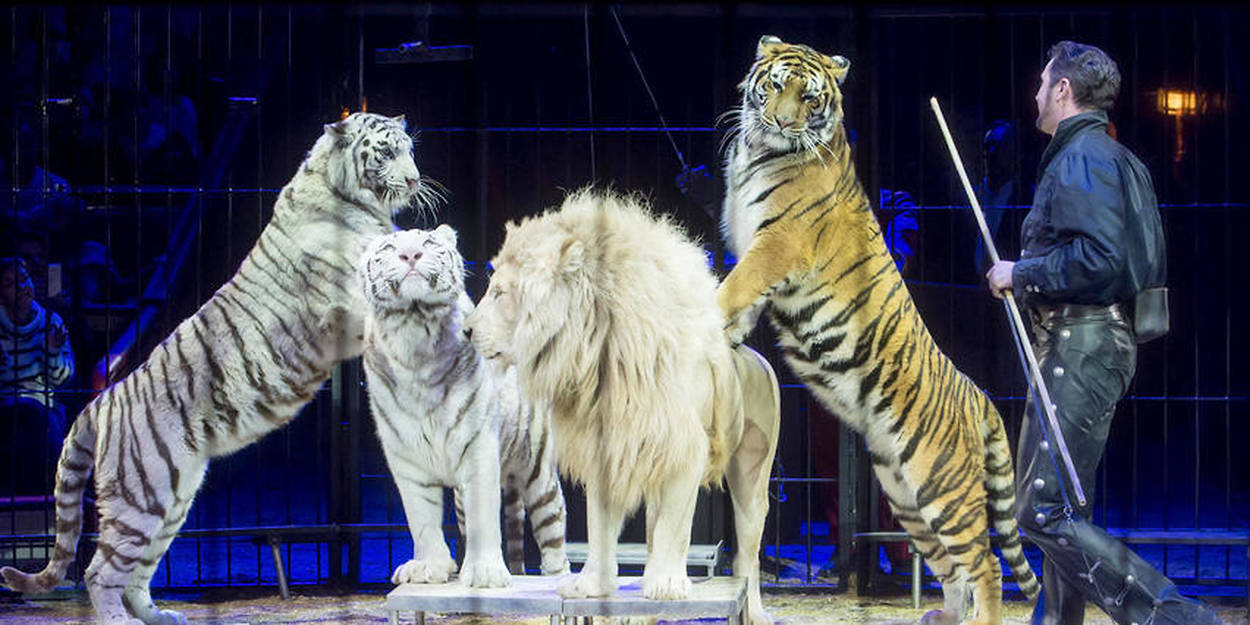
top-left (467, 221), bottom-right (586, 366)
top-left (358, 225), bottom-right (463, 310)
top-left (738, 35), bottom-right (850, 153)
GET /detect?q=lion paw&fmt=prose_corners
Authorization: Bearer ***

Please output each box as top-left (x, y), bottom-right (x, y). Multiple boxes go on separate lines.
top-left (391, 556), bottom-right (457, 585)
top-left (642, 572), bottom-right (691, 600)
top-left (458, 556), bottom-right (511, 588)
top-left (557, 571), bottom-right (614, 598)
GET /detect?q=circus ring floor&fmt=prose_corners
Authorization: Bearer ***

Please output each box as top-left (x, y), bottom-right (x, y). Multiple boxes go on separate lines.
top-left (2, 585), bottom-right (1247, 624)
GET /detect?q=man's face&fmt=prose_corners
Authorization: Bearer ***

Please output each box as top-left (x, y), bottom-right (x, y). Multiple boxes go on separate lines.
top-left (1, 265), bottom-right (34, 317)
top-left (1034, 59), bottom-right (1062, 136)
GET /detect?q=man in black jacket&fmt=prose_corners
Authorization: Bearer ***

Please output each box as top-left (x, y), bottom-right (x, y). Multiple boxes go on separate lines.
top-left (986, 41), bottom-right (1223, 625)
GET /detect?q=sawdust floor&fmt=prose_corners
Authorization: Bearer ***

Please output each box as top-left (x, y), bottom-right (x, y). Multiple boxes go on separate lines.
top-left (2, 586), bottom-right (1246, 624)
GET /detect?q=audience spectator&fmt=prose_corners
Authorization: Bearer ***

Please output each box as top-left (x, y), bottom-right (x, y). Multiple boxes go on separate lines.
top-left (1, 256), bottom-right (74, 496)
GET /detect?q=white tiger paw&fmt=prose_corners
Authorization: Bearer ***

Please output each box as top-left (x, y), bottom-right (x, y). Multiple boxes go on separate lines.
top-left (919, 609), bottom-right (960, 625)
top-left (557, 571), bottom-right (615, 598)
top-left (458, 555), bottom-right (511, 588)
top-left (391, 556), bottom-right (457, 585)
top-left (642, 571), bottom-right (691, 600)
top-left (746, 607), bottom-right (774, 625)
top-left (541, 555), bottom-right (571, 576)
top-left (139, 609), bottom-right (187, 625)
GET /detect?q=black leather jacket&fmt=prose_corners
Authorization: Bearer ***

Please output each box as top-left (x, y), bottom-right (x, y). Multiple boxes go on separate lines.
top-left (1012, 110), bottom-right (1166, 307)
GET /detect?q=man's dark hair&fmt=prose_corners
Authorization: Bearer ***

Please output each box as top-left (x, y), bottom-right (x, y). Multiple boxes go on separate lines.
top-left (1046, 40), bottom-right (1121, 111)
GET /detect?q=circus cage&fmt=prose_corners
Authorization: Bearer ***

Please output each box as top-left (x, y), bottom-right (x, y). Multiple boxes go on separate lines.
top-left (1, 4), bottom-right (1246, 624)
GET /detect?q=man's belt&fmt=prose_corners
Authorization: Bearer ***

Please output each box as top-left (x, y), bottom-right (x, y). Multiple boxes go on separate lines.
top-left (1031, 301), bottom-right (1128, 325)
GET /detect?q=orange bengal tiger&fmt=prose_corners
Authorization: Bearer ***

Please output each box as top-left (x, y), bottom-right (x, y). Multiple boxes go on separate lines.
top-left (718, 36), bottom-right (1039, 625)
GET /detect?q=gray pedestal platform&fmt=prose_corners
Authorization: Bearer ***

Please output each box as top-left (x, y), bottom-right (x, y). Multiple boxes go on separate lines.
top-left (561, 576), bottom-right (746, 624)
top-left (385, 575), bottom-right (747, 625)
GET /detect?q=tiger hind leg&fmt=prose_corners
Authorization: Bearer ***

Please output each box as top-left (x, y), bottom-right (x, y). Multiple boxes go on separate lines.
top-left (521, 455), bottom-right (569, 576)
top-left (501, 476), bottom-right (526, 574)
top-left (122, 465), bottom-right (205, 625)
top-left (923, 517), bottom-right (1002, 625)
top-left (892, 509), bottom-right (965, 625)
top-left (875, 466), bottom-right (968, 625)
top-left (86, 503), bottom-right (176, 624)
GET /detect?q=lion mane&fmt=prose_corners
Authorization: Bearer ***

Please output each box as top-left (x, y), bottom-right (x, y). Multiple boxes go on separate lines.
top-left (474, 188), bottom-right (739, 508)
top-left (469, 187), bottom-right (779, 622)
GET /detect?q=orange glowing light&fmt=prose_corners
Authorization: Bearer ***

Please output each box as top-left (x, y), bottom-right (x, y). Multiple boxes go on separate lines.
top-left (1157, 89), bottom-right (1201, 117)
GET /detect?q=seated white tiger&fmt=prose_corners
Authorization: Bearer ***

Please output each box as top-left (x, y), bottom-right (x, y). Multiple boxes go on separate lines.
top-left (358, 226), bottom-right (569, 588)
top-left (1, 112), bottom-right (427, 625)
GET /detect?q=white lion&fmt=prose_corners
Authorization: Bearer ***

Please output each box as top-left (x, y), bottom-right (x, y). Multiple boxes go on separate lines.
top-left (467, 187), bottom-right (780, 625)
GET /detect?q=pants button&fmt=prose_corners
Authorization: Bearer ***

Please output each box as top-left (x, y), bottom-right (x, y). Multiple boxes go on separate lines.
top-left (1060, 328), bottom-right (1071, 339)
top-left (1053, 365), bottom-right (1065, 377)
top-left (1033, 478), bottom-right (1046, 490)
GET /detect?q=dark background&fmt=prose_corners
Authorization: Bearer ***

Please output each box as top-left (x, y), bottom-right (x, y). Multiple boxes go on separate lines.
top-left (2, 2), bottom-right (1245, 599)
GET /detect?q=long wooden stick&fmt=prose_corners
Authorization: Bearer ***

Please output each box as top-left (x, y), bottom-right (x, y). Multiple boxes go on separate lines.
top-left (928, 96), bottom-right (1087, 508)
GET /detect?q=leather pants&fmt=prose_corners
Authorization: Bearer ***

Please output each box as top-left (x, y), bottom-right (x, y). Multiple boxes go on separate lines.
top-left (1016, 308), bottom-right (1224, 625)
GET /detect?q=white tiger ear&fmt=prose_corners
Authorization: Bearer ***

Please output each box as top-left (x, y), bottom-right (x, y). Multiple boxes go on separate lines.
top-left (559, 237), bottom-right (585, 275)
top-left (391, 114), bottom-right (407, 129)
top-left (828, 55), bottom-right (851, 85)
top-left (757, 35), bottom-right (783, 58)
top-left (432, 224), bottom-right (458, 247)
top-left (325, 120), bottom-right (349, 145)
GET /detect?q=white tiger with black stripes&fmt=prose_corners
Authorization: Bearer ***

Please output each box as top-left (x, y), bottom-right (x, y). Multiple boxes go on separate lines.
top-left (1, 112), bottom-right (427, 625)
top-left (357, 226), bottom-right (569, 588)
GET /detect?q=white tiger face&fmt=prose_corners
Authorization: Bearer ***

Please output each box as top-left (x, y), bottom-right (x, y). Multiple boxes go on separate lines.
top-left (359, 226), bottom-right (464, 310)
top-left (736, 35), bottom-right (850, 154)
top-left (324, 112), bottom-right (431, 215)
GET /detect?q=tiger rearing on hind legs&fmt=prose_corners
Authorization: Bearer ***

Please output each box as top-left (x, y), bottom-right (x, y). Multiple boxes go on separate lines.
top-left (1, 112), bottom-right (431, 625)
top-left (717, 36), bottom-right (1039, 625)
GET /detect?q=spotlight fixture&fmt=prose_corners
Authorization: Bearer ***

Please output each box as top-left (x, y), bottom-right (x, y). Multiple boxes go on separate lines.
top-left (1153, 88), bottom-right (1222, 162)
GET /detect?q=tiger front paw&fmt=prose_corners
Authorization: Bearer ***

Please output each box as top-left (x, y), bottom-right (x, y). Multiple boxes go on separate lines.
top-left (725, 314), bottom-right (756, 347)
top-left (391, 555), bottom-right (457, 585)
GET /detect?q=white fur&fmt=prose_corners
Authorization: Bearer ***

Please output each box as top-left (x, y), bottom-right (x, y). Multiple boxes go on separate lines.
top-left (1, 112), bottom-right (425, 625)
top-left (467, 188), bottom-right (780, 624)
top-left (359, 227), bottom-right (569, 589)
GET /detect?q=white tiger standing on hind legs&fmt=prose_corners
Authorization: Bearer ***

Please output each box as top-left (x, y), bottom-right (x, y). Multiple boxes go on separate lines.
top-left (1, 112), bottom-right (429, 625)
top-left (356, 226), bottom-right (569, 589)
top-left (467, 188), bottom-right (782, 625)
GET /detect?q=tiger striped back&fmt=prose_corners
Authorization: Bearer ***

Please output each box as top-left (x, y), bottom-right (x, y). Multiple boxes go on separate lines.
top-left (1, 112), bottom-right (424, 624)
top-left (718, 36), bottom-right (1038, 625)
